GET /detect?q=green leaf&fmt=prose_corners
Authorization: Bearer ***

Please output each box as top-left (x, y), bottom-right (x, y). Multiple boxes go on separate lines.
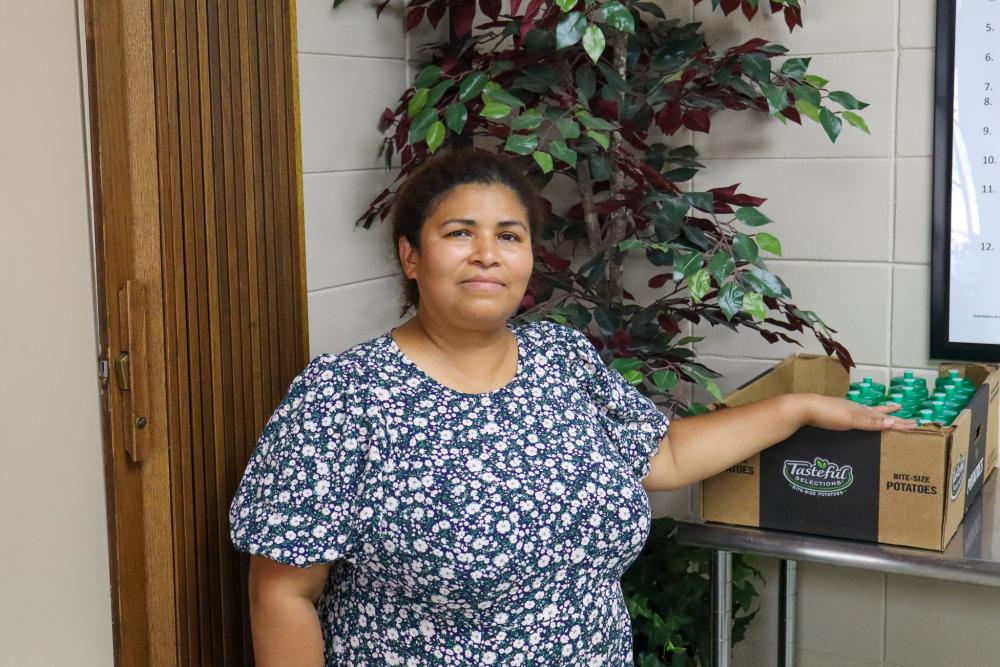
top-left (511, 111), bottom-right (543, 130)
top-left (803, 74), bottom-right (828, 89)
top-left (742, 290), bottom-right (767, 321)
top-left (445, 103), bottom-right (467, 133)
top-left (556, 0), bottom-right (576, 11)
top-left (842, 111), bottom-right (871, 134)
top-left (708, 251), bottom-right (735, 281)
top-left (425, 121), bottom-right (445, 152)
top-left (732, 232), bottom-right (759, 261)
top-left (704, 379), bottom-right (724, 401)
top-left (555, 12), bottom-right (587, 48)
top-left (621, 370), bottom-right (644, 385)
top-left (742, 266), bottom-right (789, 298)
top-left (576, 110), bottom-right (616, 130)
top-left (425, 79), bottom-right (454, 108)
top-left (719, 281), bottom-right (745, 320)
top-left (795, 99), bottom-right (821, 122)
top-left (489, 60), bottom-right (515, 76)
top-left (532, 150), bottom-right (554, 173)
top-left (504, 133), bottom-right (538, 155)
top-left (407, 106), bottom-right (438, 143)
top-left (819, 107), bottom-right (842, 142)
top-left (482, 85), bottom-right (525, 108)
top-left (761, 83), bottom-right (788, 116)
top-left (689, 268), bottom-right (711, 303)
top-left (827, 90), bottom-right (869, 110)
top-left (684, 191), bottom-right (714, 212)
top-left (582, 24), bottom-right (606, 63)
top-left (413, 65), bottom-right (442, 89)
top-left (549, 139), bottom-right (577, 166)
top-left (408, 88), bottom-right (429, 118)
top-left (735, 207), bottom-right (773, 227)
top-left (617, 238), bottom-right (647, 252)
top-left (755, 232), bottom-right (782, 256)
top-left (586, 130), bottom-right (609, 149)
top-left (673, 251), bottom-right (704, 278)
top-left (600, 1), bottom-right (635, 33)
top-left (791, 84), bottom-right (821, 107)
top-left (610, 357), bottom-right (645, 372)
top-left (651, 369), bottom-right (678, 392)
top-left (779, 57), bottom-right (810, 80)
top-left (740, 53), bottom-right (772, 83)
top-left (480, 102), bottom-right (512, 119)
top-left (458, 72), bottom-right (488, 103)
top-left (556, 118), bottom-right (581, 139)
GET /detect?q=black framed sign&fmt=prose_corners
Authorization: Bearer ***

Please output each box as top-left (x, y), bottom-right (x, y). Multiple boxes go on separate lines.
top-left (932, 0), bottom-right (1000, 361)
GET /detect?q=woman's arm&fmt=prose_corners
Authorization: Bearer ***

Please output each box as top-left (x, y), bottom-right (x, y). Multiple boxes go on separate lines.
top-left (248, 556), bottom-right (331, 666)
top-left (642, 393), bottom-right (916, 492)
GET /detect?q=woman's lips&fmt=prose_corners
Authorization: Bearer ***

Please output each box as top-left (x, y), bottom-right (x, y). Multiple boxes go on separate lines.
top-left (460, 278), bottom-right (506, 291)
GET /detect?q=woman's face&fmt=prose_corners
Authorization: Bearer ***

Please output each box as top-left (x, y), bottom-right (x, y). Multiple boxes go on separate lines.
top-left (399, 182), bottom-right (534, 328)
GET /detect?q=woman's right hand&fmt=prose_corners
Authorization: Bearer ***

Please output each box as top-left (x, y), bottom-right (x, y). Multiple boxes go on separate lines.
top-left (799, 393), bottom-right (917, 433)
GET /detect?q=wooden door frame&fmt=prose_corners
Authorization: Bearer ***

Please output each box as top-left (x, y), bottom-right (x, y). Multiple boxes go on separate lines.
top-left (85, 0), bottom-right (176, 664)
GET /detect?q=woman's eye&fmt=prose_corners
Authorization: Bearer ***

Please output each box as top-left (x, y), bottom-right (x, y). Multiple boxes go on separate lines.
top-left (500, 233), bottom-right (520, 241)
top-left (447, 230), bottom-right (470, 237)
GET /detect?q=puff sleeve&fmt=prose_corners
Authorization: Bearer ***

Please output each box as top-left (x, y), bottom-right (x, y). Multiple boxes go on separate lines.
top-left (229, 354), bottom-right (381, 567)
top-left (563, 324), bottom-right (670, 481)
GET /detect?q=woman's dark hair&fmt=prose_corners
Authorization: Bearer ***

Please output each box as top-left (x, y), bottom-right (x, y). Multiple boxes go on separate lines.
top-left (389, 148), bottom-right (547, 315)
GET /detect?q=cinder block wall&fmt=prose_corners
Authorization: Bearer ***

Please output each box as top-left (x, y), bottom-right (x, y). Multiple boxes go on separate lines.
top-left (296, 1), bottom-right (1000, 665)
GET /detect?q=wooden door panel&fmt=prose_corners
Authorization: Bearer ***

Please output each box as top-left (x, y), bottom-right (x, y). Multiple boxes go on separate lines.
top-left (87, 1), bottom-right (307, 664)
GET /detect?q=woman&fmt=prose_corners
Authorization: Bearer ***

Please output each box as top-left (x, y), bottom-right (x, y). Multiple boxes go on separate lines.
top-left (229, 148), bottom-right (913, 666)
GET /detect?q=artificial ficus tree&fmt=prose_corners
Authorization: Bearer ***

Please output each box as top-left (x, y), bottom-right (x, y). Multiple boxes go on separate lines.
top-left (353, 0), bottom-right (867, 417)
top-left (337, 0), bottom-right (870, 661)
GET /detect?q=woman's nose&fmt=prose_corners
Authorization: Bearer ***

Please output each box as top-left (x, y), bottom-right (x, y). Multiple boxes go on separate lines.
top-left (471, 235), bottom-right (499, 264)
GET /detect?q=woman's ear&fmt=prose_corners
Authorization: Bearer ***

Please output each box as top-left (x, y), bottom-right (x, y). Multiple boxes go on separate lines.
top-left (398, 236), bottom-right (418, 281)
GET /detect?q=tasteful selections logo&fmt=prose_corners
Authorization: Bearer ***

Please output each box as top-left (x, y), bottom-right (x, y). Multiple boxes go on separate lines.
top-left (783, 457), bottom-right (854, 497)
top-left (950, 453), bottom-right (967, 501)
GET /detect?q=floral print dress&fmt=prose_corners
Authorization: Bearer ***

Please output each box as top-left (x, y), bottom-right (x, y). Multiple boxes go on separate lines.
top-left (229, 319), bottom-right (670, 666)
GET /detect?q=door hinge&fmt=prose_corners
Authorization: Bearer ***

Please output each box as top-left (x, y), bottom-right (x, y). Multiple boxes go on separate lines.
top-left (98, 358), bottom-right (110, 388)
top-left (115, 280), bottom-right (149, 463)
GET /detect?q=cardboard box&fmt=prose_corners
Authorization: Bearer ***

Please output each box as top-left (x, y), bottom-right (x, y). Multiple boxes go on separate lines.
top-left (700, 354), bottom-right (999, 550)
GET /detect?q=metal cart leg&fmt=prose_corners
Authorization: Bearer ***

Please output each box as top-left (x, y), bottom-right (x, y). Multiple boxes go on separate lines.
top-left (777, 559), bottom-right (797, 667)
top-left (711, 550), bottom-right (732, 667)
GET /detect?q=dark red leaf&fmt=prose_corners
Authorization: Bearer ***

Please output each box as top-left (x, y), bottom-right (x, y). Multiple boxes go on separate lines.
top-left (649, 273), bottom-right (672, 289)
top-left (520, 293), bottom-right (536, 309)
top-left (480, 0), bottom-right (501, 21)
top-left (427, 0), bottom-right (447, 27)
top-left (510, 0), bottom-right (524, 13)
top-left (769, 1), bottom-right (782, 11)
top-left (540, 249), bottom-right (571, 271)
top-left (637, 161), bottom-right (677, 192)
top-left (518, 0), bottom-right (545, 41)
top-left (780, 104), bottom-right (802, 124)
top-left (727, 37), bottom-right (769, 55)
top-left (741, 0), bottom-right (758, 20)
top-left (379, 107), bottom-right (396, 132)
top-left (709, 184), bottom-right (739, 199)
top-left (623, 288), bottom-right (635, 301)
top-left (452, 0), bottom-right (476, 37)
top-left (655, 102), bottom-right (683, 135)
top-left (595, 99), bottom-right (619, 119)
top-left (405, 6), bottom-right (425, 31)
top-left (594, 199), bottom-right (628, 214)
top-left (375, 0), bottom-right (392, 18)
top-left (395, 116), bottom-right (410, 147)
top-left (658, 314), bottom-right (682, 333)
top-left (720, 0), bottom-right (740, 14)
top-left (731, 193), bottom-right (768, 207)
top-left (609, 329), bottom-right (633, 349)
top-left (444, 50), bottom-right (464, 75)
top-left (401, 145), bottom-right (413, 164)
top-left (681, 109), bottom-right (711, 133)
